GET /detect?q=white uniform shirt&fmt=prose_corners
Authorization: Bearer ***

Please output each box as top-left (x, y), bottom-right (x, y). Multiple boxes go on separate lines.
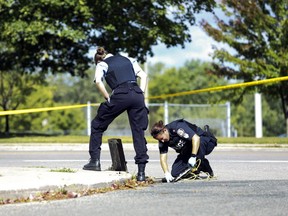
top-left (94, 54), bottom-right (144, 83)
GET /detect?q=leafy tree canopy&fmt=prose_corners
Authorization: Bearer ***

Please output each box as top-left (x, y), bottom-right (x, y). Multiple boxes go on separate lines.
top-left (200, 0), bottom-right (288, 125)
top-left (0, 0), bottom-right (216, 77)
top-left (148, 60), bottom-right (285, 137)
top-left (148, 59), bottom-right (228, 104)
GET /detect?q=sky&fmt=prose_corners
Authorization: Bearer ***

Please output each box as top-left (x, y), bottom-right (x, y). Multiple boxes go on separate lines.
top-left (149, 8), bottom-right (231, 68)
top-left (150, 26), bottom-right (215, 67)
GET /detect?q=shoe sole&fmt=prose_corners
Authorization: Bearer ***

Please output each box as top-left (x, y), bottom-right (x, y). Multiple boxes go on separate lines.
top-left (83, 167), bottom-right (101, 171)
top-left (136, 174), bottom-right (146, 182)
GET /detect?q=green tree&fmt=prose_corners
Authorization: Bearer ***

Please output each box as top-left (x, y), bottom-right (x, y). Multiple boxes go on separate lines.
top-left (148, 60), bottom-right (285, 137)
top-left (262, 94), bottom-right (284, 136)
top-left (200, 0), bottom-right (288, 134)
top-left (148, 60), bottom-right (229, 133)
top-left (46, 70), bottom-right (103, 104)
top-left (6, 85), bottom-right (53, 134)
top-left (0, 0), bottom-right (216, 77)
top-left (0, 0), bottom-right (217, 135)
top-left (0, 70), bottom-right (43, 135)
top-left (149, 59), bottom-right (228, 104)
top-left (231, 93), bottom-right (285, 137)
top-left (2, 84), bottom-right (87, 135)
top-left (47, 108), bottom-right (86, 135)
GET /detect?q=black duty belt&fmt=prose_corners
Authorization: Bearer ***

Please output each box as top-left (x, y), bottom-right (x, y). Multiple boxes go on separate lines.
top-left (117, 81), bottom-right (138, 88)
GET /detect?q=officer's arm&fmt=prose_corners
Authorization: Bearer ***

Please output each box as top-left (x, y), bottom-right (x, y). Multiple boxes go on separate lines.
top-left (95, 81), bottom-right (110, 101)
top-left (160, 153), bottom-right (169, 173)
top-left (131, 58), bottom-right (147, 93)
top-left (136, 70), bottom-right (147, 93)
top-left (191, 134), bottom-right (200, 156)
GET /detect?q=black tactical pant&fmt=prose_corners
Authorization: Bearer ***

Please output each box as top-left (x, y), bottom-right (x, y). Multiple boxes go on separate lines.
top-left (171, 136), bottom-right (216, 177)
top-left (89, 83), bottom-right (149, 165)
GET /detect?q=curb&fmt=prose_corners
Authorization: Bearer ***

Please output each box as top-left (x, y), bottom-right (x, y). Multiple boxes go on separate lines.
top-left (0, 143), bottom-right (288, 151)
top-left (0, 167), bottom-right (132, 200)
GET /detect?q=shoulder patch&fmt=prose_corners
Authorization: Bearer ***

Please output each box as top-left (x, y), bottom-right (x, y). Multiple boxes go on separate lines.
top-left (177, 128), bottom-right (189, 139)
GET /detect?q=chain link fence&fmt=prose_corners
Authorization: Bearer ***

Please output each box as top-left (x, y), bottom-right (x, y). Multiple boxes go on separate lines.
top-left (100, 102), bottom-right (231, 137)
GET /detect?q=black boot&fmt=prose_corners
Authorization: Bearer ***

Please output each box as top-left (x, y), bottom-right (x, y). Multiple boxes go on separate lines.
top-left (83, 159), bottom-right (101, 171)
top-left (136, 164), bottom-right (146, 182)
top-left (200, 158), bottom-right (214, 177)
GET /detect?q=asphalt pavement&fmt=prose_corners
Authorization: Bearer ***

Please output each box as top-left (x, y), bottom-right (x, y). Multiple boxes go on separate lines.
top-left (1, 143), bottom-right (288, 216)
top-left (0, 143), bottom-right (287, 202)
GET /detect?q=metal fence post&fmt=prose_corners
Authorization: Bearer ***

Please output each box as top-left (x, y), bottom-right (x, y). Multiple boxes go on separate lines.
top-left (164, 100), bottom-right (169, 125)
top-left (226, 101), bottom-right (231, 137)
top-left (87, 101), bottom-right (91, 136)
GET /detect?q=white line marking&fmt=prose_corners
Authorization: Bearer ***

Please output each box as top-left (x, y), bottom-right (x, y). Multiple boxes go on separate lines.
top-left (23, 159), bottom-right (160, 162)
top-left (23, 160), bottom-right (288, 163)
top-left (216, 160), bottom-right (288, 163)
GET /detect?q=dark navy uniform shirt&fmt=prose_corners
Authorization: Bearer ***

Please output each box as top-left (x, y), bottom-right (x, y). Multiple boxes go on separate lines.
top-left (94, 53), bottom-right (143, 87)
top-left (159, 119), bottom-right (205, 154)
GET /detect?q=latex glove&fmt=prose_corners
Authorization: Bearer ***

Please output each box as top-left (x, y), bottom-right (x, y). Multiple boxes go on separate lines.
top-left (164, 172), bottom-right (174, 182)
top-left (188, 156), bottom-right (196, 167)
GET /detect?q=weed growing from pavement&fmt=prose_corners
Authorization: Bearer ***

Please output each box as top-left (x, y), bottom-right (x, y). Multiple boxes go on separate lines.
top-left (0, 177), bottom-right (155, 205)
top-left (49, 168), bottom-right (77, 173)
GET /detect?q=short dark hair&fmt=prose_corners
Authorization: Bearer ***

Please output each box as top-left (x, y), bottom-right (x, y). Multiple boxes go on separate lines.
top-left (150, 120), bottom-right (165, 138)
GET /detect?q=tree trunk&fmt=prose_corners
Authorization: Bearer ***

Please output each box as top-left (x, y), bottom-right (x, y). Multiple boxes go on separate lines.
top-left (279, 87), bottom-right (288, 136)
top-left (286, 118), bottom-right (288, 137)
top-left (5, 115), bottom-right (10, 136)
top-left (284, 104), bottom-right (288, 137)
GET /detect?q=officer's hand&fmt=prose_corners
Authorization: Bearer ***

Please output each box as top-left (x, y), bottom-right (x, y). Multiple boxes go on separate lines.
top-left (188, 156), bottom-right (196, 167)
top-left (164, 172), bottom-right (174, 182)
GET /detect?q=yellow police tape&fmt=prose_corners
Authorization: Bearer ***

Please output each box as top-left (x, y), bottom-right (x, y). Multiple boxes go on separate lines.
top-left (147, 76), bottom-right (288, 100)
top-left (0, 103), bottom-right (100, 116)
top-left (1, 76), bottom-right (288, 116)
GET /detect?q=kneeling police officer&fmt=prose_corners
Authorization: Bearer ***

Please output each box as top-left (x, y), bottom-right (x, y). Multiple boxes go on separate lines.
top-left (150, 119), bottom-right (217, 182)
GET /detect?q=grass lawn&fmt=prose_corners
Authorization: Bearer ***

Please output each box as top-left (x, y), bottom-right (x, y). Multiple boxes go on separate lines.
top-left (0, 135), bottom-right (288, 145)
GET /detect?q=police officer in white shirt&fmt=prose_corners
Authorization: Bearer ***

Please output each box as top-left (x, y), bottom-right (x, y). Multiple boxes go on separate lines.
top-left (83, 47), bottom-right (149, 182)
